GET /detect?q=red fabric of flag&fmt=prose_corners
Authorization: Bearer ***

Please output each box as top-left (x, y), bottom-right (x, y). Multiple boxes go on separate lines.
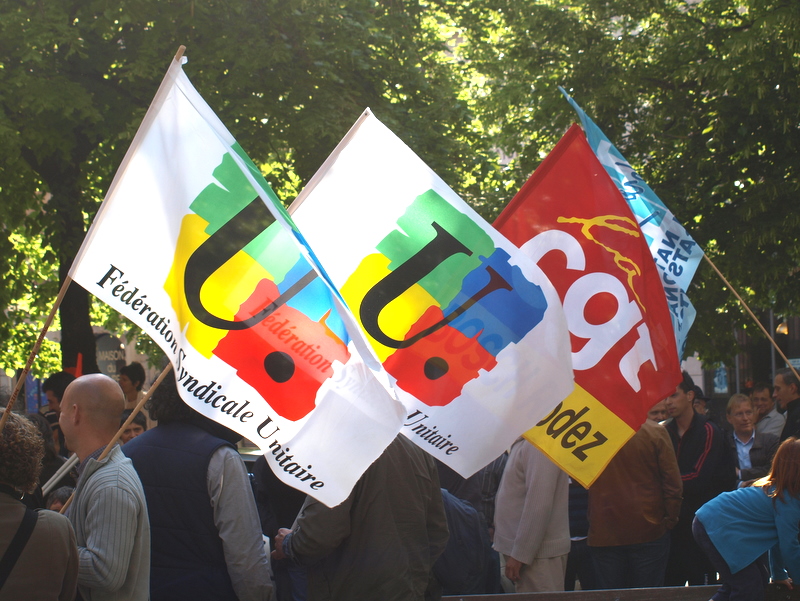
top-left (495, 124), bottom-right (680, 429)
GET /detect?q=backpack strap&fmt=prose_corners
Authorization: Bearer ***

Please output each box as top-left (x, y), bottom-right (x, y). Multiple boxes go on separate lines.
top-left (0, 506), bottom-right (39, 589)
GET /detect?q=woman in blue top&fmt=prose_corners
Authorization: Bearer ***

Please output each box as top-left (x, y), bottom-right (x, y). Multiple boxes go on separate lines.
top-left (693, 437), bottom-right (800, 601)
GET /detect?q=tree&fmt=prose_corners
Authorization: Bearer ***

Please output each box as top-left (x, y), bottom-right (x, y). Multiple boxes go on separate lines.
top-left (447, 0), bottom-right (800, 362)
top-left (0, 0), bottom-right (490, 375)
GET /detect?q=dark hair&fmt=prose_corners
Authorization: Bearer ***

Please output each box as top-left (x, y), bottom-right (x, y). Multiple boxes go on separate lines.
top-left (41, 371), bottom-right (76, 401)
top-left (120, 409), bottom-right (148, 430)
top-left (146, 370), bottom-right (240, 444)
top-left (146, 370), bottom-right (195, 424)
top-left (692, 386), bottom-right (708, 402)
top-left (45, 486), bottom-right (74, 510)
top-left (752, 382), bottom-right (773, 396)
top-left (120, 362), bottom-right (146, 390)
top-left (25, 412), bottom-right (58, 462)
top-left (678, 371), bottom-right (695, 394)
top-left (776, 368), bottom-right (800, 393)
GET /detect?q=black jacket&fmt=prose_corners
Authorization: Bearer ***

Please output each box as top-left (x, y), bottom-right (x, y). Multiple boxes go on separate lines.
top-left (665, 412), bottom-right (736, 521)
top-left (726, 430), bottom-right (780, 482)
top-left (780, 398), bottom-right (800, 442)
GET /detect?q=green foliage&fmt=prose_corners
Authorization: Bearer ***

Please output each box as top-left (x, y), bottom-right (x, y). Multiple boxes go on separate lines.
top-left (0, 0), bottom-right (488, 369)
top-left (0, 231), bottom-right (61, 377)
top-left (447, 0), bottom-right (800, 362)
top-left (2, 0), bottom-right (798, 369)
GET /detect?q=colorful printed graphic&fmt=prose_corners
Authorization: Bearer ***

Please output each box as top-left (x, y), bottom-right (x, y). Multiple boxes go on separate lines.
top-left (342, 189), bottom-right (547, 406)
top-left (165, 150), bottom-right (350, 421)
top-left (70, 60), bottom-right (408, 507)
top-left (495, 124), bottom-right (681, 486)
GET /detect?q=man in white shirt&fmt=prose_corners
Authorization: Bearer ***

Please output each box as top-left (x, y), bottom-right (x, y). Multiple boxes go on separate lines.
top-left (725, 393), bottom-right (779, 487)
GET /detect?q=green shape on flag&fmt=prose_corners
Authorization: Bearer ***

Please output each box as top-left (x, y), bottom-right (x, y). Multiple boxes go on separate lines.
top-left (377, 189), bottom-right (494, 307)
top-left (190, 151), bottom-right (299, 280)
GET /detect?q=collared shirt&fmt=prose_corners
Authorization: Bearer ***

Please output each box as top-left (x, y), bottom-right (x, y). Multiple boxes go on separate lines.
top-left (734, 432), bottom-right (754, 472)
top-left (76, 446), bottom-right (108, 477)
top-left (756, 408), bottom-right (786, 438)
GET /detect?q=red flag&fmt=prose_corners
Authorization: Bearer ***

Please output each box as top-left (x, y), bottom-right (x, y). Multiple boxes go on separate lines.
top-left (495, 124), bottom-right (681, 485)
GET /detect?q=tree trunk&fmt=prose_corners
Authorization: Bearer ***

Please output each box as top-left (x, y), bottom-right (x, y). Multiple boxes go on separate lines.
top-left (58, 261), bottom-right (99, 375)
top-left (39, 152), bottom-right (100, 375)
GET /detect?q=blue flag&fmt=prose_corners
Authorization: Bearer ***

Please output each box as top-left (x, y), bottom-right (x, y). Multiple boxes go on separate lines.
top-left (561, 88), bottom-right (702, 358)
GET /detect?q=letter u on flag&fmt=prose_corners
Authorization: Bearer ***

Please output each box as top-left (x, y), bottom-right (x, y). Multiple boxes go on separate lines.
top-left (69, 53), bottom-right (406, 507)
top-left (495, 124), bottom-right (682, 486)
top-left (290, 110), bottom-right (574, 477)
top-left (561, 89), bottom-right (702, 359)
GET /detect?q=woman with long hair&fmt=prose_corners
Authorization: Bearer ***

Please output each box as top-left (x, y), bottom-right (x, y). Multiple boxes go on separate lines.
top-left (693, 437), bottom-right (800, 600)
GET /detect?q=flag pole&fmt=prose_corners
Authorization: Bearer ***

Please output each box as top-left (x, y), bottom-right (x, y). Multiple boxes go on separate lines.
top-left (704, 254), bottom-right (800, 384)
top-left (59, 362), bottom-right (174, 515)
top-left (0, 276), bottom-right (73, 432)
top-left (42, 453), bottom-right (79, 498)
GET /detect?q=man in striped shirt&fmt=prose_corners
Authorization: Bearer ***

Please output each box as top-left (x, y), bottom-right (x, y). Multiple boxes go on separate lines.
top-left (60, 374), bottom-right (150, 601)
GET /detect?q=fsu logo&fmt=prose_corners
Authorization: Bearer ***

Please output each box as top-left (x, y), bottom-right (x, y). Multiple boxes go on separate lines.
top-left (343, 189), bottom-right (548, 406)
top-left (165, 150), bottom-right (349, 421)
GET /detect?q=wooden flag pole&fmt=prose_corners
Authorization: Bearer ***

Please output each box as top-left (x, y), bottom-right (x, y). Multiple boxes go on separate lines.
top-left (59, 362), bottom-right (173, 515)
top-left (0, 276), bottom-right (73, 432)
top-left (703, 254), bottom-right (800, 384)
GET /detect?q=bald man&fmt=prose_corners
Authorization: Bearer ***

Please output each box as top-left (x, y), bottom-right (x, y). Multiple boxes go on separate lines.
top-left (59, 374), bottom-right (150, 601)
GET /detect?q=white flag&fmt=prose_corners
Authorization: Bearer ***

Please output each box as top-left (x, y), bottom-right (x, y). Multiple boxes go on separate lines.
top-left (291, 110), bottom-right (574, 476)
top-left (70, 57), bottom-right (406, 507)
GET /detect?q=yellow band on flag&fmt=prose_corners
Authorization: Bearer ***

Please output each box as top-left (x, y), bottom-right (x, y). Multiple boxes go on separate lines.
top-left (524, 383), bottom-right (635, 488)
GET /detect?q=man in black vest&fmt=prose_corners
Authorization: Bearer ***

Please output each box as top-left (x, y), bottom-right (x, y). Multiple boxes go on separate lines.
top-left (123, 372), bottom-right (271, 601)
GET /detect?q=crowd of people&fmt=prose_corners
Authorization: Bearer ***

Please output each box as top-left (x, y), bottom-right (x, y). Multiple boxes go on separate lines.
top-left (0, 363), bottom-right (799, 601)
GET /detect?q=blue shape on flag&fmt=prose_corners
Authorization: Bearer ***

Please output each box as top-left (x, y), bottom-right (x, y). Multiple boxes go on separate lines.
top-left (278, 251), bottom-right (349, 344)
top-left (443, 248), bottom-right (546, 355)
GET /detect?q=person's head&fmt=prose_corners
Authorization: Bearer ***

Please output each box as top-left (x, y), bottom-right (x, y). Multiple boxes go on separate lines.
top-left (773, 368), bottom-right (800, 410)
top-left (147, 371), bottom-right (240, 443)
top-left (25, 412), bottom-right (58, 461)
top-left (59, 374), bottom-right (125, 460)
top-left (726, 393), bottom-right (755, 438)
top-left (692, 386), bottom-right (709, 415)
top-left (0, 410), bottom-right (45, 494)
top-left (647, 400), bottom-right (667, 423)
top-left (758, 437), bottom-right (800, 503)
top-left (751, 383), bottom-right (774, 420)
top-left (665, 371), bottom-right (696, 420)
top-left (119, 409), bottom-right (147, 444)
top-left (119, 362), bottom-right (146, 396)
top-left (42, 371), bottom-right (76, 415)
top-left (146, 370), bottom-right (195, 424)
top-left (45, 486), bottom-right (74, 512)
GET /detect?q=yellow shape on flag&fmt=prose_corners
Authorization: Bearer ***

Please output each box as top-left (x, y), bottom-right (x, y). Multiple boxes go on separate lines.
top-left (341, 253), bottom-right (439, 362)
top-left (165, 213), bottom-right (276, 357)
top-left (557, 214), bottom-right (644, 310)
top-left (524, 383), bottom-right (635, 488)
